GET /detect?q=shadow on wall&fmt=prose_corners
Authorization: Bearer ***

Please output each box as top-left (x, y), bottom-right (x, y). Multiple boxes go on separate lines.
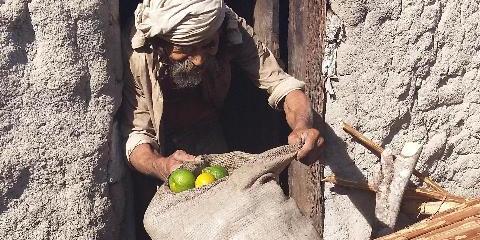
top-left (0, 3), bottom-right (35, 110)
top-left (0, 168), bottom-right (31, 214)
top-left (322, 123), bottom-right (377, 231)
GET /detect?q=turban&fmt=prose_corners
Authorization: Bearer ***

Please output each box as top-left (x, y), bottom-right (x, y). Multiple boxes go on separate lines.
top-left (132, 0), bottom-right (226, 48)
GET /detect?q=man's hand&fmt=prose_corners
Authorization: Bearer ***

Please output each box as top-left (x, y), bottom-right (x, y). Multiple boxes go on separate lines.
top-left (152, 150), bottom-right (197, 181)
top-left (283, 90), bottom-right (324, 162)
top-left (288, 127), bottom-right (324, 161)
top-left (130, 144), bottom-right (196, 181)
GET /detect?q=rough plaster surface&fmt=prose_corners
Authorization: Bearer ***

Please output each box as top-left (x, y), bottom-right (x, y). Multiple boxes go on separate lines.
top-left (323, 0), bottom-right (480, 239)
top-left (0, 0), bottom-right (123, 239)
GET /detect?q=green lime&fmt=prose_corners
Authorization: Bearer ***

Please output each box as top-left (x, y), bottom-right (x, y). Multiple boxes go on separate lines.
top-left (202, 165), bottom-right (228, 180)
top-left (168, 168), bottom-right (195, 193)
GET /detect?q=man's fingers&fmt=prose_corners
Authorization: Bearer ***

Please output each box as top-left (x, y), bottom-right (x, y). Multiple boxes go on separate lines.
top-left (301, 132), bottom-right (308, 143)
top-left (288, 133), bottom-right (302, 145)
top-left (287, 129), bottom-right (323, 161)
top-left (172, 150), bottom-right (196, 162)
top-left (169, 162), bottom-right (182, 172)
top-left (298, 133), bottom-right (315, 159)
top-left (162, 159), bottom-right (183, 180)
top-left (297, 129), bottom-right (322, 160)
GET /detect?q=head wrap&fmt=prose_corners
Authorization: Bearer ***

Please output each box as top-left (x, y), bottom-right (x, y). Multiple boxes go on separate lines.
top-left (132, 0), bottom-right (226, 48)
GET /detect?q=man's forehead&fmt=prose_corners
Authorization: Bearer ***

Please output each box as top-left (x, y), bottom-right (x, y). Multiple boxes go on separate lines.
top-left (170, 31), bottom-right (220, 49)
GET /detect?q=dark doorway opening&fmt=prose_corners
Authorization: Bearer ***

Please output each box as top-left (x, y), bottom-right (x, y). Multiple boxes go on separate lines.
top-left (119, 1), bottom-right (291, 239)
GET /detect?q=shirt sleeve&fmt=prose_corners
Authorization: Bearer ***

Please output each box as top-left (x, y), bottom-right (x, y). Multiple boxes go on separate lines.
top-left (230, 17), bottom-right (305, 109)
top-left (120, 50), bottom-right (160, 162)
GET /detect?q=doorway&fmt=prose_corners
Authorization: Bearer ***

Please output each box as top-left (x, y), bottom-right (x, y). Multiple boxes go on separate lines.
top-left (118, 1), bottom-right (291, 239)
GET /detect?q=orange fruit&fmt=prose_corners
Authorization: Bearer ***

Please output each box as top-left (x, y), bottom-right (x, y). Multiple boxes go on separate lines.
top-left (195, 172), bottom-right (216, 188)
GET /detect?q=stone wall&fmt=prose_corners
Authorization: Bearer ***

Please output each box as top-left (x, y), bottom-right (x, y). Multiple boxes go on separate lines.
top-left (0, 0), bottom-right (123, 239)
top-left (2, 0), bottom-right (479, 239)
top-left (323, 0), bottom-right (480, 239)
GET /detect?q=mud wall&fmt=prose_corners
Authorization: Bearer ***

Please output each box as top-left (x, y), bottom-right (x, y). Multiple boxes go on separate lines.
top-left (323, 0), bottom-right (480, 239)
top-left (0, 0), bottom-right (123, 239)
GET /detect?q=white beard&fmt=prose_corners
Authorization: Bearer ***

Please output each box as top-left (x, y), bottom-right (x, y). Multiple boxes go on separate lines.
top-left (168, 56), bottom-right (220, 89)
top-left (168, 59), bottom-right (203, 89)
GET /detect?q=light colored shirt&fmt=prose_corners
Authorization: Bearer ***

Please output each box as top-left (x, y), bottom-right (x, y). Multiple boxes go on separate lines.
top-left (120, 14), bottom-right (305, 161)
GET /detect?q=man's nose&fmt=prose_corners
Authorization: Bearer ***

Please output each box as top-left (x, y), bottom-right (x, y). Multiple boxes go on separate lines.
top-left (189, 54), bottom-right (206, 66)
top-left (189, 49), bottom-right (216, 66)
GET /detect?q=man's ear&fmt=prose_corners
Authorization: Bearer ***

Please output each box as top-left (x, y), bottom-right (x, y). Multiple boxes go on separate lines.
top-left (151, 37), bottom-right (169, 56)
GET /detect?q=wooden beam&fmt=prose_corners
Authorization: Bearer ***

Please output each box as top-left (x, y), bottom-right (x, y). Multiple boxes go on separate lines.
top-left (342, 122), bottom-right (448, 193)
top-left (253, 0), bottom-right (280, 59)
top-left (322, 175), bottom-right (467, 203)
top-left (375, 143), bottom-right (423, 236)
top-left (376, 199), bottom-right (480, 240)
top-left (288, 0), bottom-right (327, 235)
top-left (412, 216), bottom-right (480, 239)
top-left (401, 200), bottom-right (461, 216)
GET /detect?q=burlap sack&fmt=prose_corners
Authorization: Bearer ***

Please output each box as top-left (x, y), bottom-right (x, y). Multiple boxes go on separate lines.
top-left (144, 145), bottom-right (320, 240)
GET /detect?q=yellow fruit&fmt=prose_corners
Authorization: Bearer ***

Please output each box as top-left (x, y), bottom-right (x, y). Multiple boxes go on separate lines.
top-left (202, 165), bottom-right (228, 180)
top-left (169, 168), bottom-right (195, 193)
top-left (195, 172), bottom-right (216, 188)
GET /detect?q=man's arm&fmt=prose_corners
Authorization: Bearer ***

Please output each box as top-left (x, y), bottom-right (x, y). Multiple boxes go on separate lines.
top-left (129, 144), bottom-right (195, 181)
top-left (283, 90), bottom-right (324, 160)
top-left (121, 50), bottom-right (195, 181)
top-left (229, 15), bottom-right (323, 160)
top-left (229, 15), bottom-right (305, 110)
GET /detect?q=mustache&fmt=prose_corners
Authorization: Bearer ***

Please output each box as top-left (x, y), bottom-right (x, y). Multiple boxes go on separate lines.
top-left (168, 55), bottom-right (219, 76)
top-left (169, 58), bottom-right (201, 76)
top-left (168, 58), bottom-right (203, 89)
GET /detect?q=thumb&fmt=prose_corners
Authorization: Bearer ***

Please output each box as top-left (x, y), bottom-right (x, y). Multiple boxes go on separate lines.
top-left (288, 132), bottom-right (302, 145)
top-left (169, 162), bottom-right (183, 173)
top-left (172, 150), bottom-right (197, 162)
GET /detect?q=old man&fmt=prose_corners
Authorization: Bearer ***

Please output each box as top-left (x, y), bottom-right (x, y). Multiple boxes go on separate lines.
top-left (121, 0), bottom-right (323, 194)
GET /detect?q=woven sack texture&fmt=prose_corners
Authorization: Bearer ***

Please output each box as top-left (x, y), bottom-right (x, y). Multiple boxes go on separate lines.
top-left (144, 144), bottom-right (320, 240)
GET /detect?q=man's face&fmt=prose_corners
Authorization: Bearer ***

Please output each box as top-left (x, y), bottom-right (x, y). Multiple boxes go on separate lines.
top-left (163, 32), bottom-right (220, 89)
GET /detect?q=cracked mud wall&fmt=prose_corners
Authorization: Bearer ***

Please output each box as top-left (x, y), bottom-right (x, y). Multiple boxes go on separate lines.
top-left (323, 0), bottom-right (480, 239)
top-left (0, 0), bottom-right (123, 239)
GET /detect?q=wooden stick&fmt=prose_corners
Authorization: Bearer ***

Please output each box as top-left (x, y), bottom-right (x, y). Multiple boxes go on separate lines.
top-left (376, 199), bottom-right (480, 240)
top-left (342, 122), bottom-right (448, 193)
top-left (375, 149), bottom-right (396, 236)
top-left (322, 175), bottom-right (466, 203)
top-left (376, 143), bottom-right (424, 236)
top-left (412, 216), bottom-right (480, 239)
top-left (322, 175), bottom-right (375, 191)
top-left (410, 188), bottom-right (466, 204)
top-left (401, 200), bottom-right (461, 216)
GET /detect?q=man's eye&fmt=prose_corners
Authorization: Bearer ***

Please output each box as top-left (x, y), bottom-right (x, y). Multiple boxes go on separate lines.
top-left (173, 46), bottom-right (193, 54)
top-left (203, 40), bottom-right (216, 49)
